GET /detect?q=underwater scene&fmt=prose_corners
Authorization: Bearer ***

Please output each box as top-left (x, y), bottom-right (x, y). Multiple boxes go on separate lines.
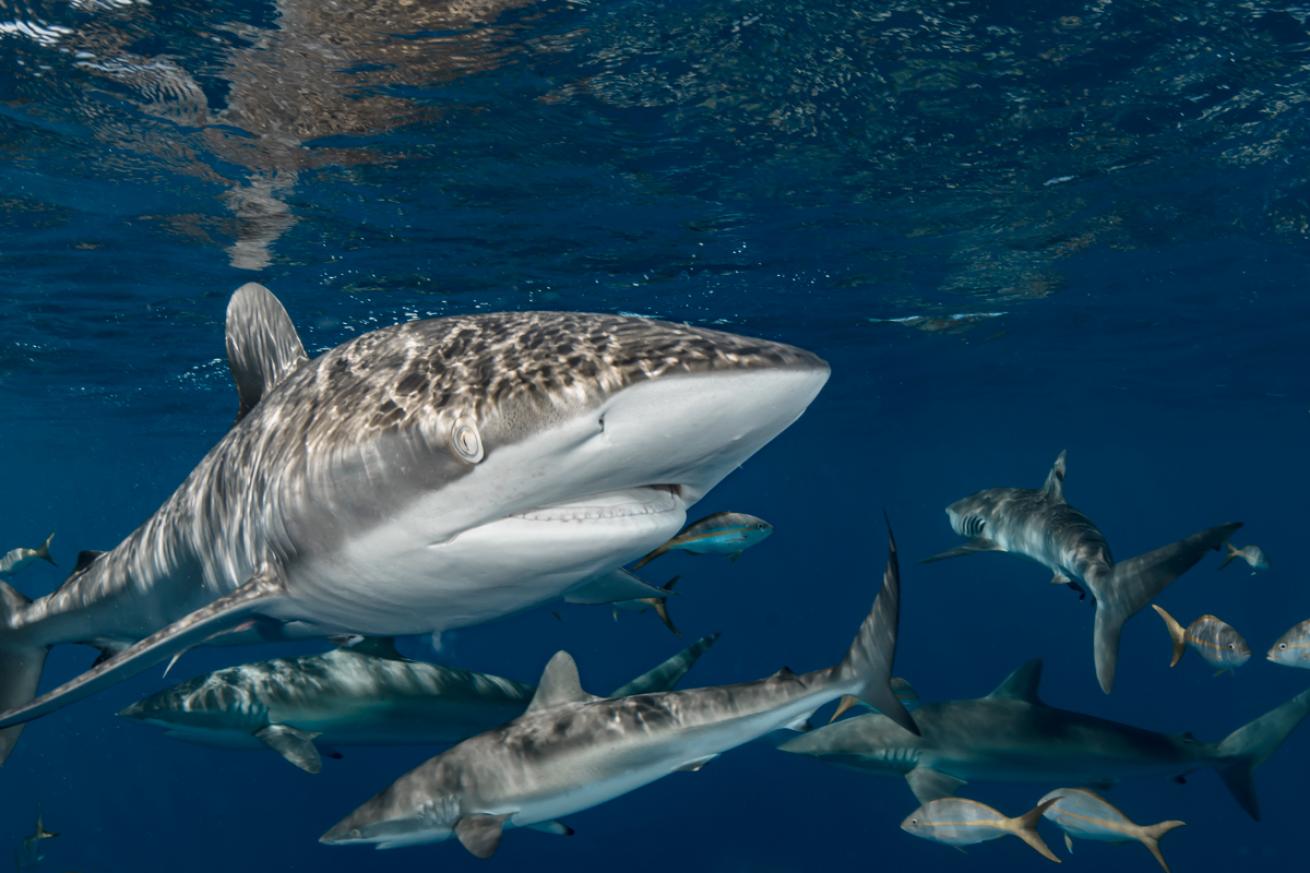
top-left (3, 0), bottom-right (1310, 870)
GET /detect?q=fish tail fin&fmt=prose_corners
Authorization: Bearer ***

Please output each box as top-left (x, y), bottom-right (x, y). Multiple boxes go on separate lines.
top-left (1219, 543), bottom-right (1239, 570)
top-left (831, 519), bottom-right (917, 735)
top-left (648, 576), bottom-right (680, 636)
top-left (1091, 522), bottom-right (1242, 693)
top-left (1009, 798), bottom-right (1061, 863)
top-left (1150, 604), bottom-right (1188, 668)
top-left (1213, 688), bottom-right (1310, 820)
top-left (0, 580), bottom-right (46, 764)
top-left (37, 532), bottom-right (55, 565)
top-left (1137, 820), bottom-right (1185, 873)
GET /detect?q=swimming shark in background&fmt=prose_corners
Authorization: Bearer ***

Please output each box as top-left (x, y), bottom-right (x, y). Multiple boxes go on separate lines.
top-left (0, 533), bottom-right (55, 577)
top-left (631, 512), bottom-right (773, 569)
top-left (779, 659), bottom-right (1310, 820)
top-left (0, 283), bottom-right (829, 761)
top-left (319, 526), bottom-right (915, 855)
top-left (119, 635), bottom-right (720, 772)
top-left (923, 450), bottom-right (1241, 692)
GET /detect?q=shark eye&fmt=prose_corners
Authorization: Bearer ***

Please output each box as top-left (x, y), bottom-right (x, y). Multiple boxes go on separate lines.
top-left (1228, 643), bottom-right (1235, 649)
top-left (450, 417), bottom-right (484, 464)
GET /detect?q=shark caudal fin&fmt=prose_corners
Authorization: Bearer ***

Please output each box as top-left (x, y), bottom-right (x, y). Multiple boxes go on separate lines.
top-left (1150, 605), bottom-right (1188, 668)
top-left (608, 632), bottom-right (719, 697)
top-left (832, 521), bottom-right (918, 735)
top-left (0, 580), bottom-right (47, 764)
top-left (1137, 819), bottom-right (1185, 873)
top-left (1213, 688), bottom-right (1310, 820)
top-left (1091, 522), bottom-right (1242, 693)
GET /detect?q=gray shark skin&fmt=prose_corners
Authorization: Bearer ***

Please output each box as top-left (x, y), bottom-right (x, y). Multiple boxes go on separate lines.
top-left (924, 450), bottom-right (1241, 692)
top-left (320, 528), bottom-right (915, 855)
top-left (0, 283), bottom-right (829, 761)
top-left (779, 659), bottom-right (1310, 821)
top-left (119, 635), bottom-right (720, 772)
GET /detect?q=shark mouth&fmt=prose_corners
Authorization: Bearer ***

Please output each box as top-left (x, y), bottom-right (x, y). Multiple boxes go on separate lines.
top-left (511, 485), bottom-right (684, 523)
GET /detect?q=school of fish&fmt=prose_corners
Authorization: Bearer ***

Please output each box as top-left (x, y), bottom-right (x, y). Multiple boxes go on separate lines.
top-left (4, 286), bottom-right (1307, 868)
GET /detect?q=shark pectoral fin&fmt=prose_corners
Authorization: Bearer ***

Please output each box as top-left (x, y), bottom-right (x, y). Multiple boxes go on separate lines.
top-left (454, 813), bottom-right (512, 859)
top-left (608, 631), bottom-right (719, 697)
top-left (905, 766), bottom-right (965, 804)
top-left (225, 282), bottom-right (308, 422)
top-left (0, 566), bottom-right (288, 731)
top-left (1063, 833), bottom-right (1074, 854)
top-left (256, 724), bottom-right (322, 774)
top-left (921, 539), bottom-right (999, 564)
top-left (526, 821), bottom-right (573, 837)
top-left (676, 754), bottom-right (719, 772)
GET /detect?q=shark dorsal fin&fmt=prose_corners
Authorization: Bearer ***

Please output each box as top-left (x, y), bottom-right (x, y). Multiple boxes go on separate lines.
top-left (987, 659), bottom-right (1044, 703)
top-left (225, 283), bottom-right (308, 423)
top-left (72, 550), bottom-right (106, 575)
top-left (1041, 450), bottom-right (1067, 502)
top-left (527, 651), bottom-right (595, 713)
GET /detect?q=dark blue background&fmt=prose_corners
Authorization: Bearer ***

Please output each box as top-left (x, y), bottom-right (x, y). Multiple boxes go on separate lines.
top-left (2, 0), bottom-right (1309, 870)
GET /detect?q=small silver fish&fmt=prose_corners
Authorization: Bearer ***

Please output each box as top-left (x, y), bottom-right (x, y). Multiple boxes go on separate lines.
top-left (1268, 618), bottom-right (1310, 669)
top-left (14, 810), bottom-right (56, 870)
top-left (1151, 605), bottom-right (1250, 671)
top-left (631, 511), bottom-right (772, 569)
top-left (1039, 788), bottom-right (1184, 872)
top-left (1220, 543), bottom-right (1269, 573)
top-left (0, 533), bottom-right (54, 577)
top-left (900, 797), bottom-right (1060, 862)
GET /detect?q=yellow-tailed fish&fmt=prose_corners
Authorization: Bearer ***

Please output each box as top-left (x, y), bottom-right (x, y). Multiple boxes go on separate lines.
top-left (1039, 788), bottom-right (1184, 872)
top-left (1268, 618), bottom-right (1310, 669)
top-left (1151, 605), bottom-right (1250, 671)
top-left (0, 532), bottom-right (55, 576)
top-left (900, 797), bottom-right (1060, 862)
top-left (1220, 543), bottom-right (1269, 573)
top-left (631, 511), bottom-right (772, 569)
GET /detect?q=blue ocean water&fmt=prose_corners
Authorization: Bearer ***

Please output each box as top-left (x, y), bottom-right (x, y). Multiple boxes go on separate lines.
top-left (3, 0), bottom-right (1310, 869)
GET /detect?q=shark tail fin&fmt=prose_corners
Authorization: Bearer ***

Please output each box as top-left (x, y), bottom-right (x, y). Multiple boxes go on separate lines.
top-left (1008, 798), bottom-right (1061, 863)
top-left (1137, 820), bottom-right (1185, 873)
top-left (1213, 688), bottom-right (1310, 820)
top-left (37, 532), bottom-right (55, 566)
top-left (1091, 522), bottom-right (1242, 693)
top-left (608, 632), bottom-right (719, 697)
top-left (1150, 604), bottom-right (1188, 668)
top-left (0, 580), bottom-right (46, 764)
top-left (831, 520), bottom-right (918, 736)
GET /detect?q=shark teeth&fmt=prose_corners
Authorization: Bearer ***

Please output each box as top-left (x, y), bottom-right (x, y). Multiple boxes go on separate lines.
top-left (512, 486), bottom-right (680, 523)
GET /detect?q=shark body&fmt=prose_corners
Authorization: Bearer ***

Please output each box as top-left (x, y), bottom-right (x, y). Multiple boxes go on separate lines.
top-left (0, 283), bottom-right (828, 760)
top-left (924, 450), bottom-right (1240, 692)
top-left (780, 659), bottom-right (1310, 820)
top-left (119, 635), bottom-right (719, 772)
top-left (320, 529), bottom-right (916, 855)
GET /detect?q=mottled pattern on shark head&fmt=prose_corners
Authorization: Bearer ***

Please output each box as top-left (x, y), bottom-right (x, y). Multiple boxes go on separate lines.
top-left (257, 311), bottom-right (825, 455)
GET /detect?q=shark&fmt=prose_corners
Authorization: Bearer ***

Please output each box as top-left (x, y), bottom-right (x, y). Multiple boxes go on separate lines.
top-left (923, 450), bottom-right (1241, 692)
top-left (119, 634), bottom-right (719, 773)
top-left (0, 283), bottom-right (829, 761)
top-left (779, 659), bottom-right (1310, 821)
top-left (319, 526), bottom-right (916, 855)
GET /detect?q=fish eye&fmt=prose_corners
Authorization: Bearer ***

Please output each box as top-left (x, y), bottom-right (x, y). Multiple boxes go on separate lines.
top-left (1281, 643), bottom-right (1288, 649)
top-left (1228, 643), bottom-right (1235, 649)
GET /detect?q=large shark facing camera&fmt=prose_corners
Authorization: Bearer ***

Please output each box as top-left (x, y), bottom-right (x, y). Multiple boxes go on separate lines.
top-left (0, 284), bottom-right (829, 760)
